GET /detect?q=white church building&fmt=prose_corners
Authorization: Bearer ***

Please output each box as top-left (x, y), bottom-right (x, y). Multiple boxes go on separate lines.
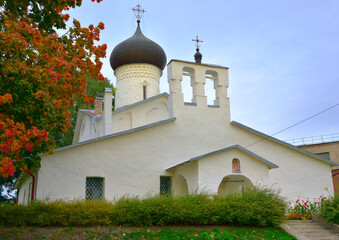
top-left (15, 17), bottom-right (337, 205)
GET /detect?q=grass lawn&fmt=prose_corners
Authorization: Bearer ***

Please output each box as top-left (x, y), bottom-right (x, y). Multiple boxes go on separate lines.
top-left (1, 226), bottom-right (296, 239)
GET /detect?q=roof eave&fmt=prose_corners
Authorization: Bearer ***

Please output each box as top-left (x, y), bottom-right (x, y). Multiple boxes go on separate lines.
top-left (231, 121), bottom-right (339, 166)
top-left (167, 144), bottom-right (279, 170)
top-left (168, 59), bottom-right (229, 69)
top-left (52, 117), bottom-right (177, 154)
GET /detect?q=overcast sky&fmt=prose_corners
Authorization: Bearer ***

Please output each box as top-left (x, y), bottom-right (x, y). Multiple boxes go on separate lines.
top-left (67, 0), bottom-right (339, 143)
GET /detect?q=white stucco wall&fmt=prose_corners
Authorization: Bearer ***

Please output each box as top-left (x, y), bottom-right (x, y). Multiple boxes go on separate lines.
top-left (231, 125), bottom-right (334, 202)
top-left (17, 59), bottom-right (334, 204)
top-left (37, 120), bottom-right (179, 201)
top-left (171, 162), bottom-right (199, 194)
top-left (33, 94), bottom-right (333, 203)
top-left (197, 149), bottom-right (271, 194)
top-left (111, 95), bottom-right (169, 133)
top-left (170, 148), bottom-right (272, 196)
top-left (35, 98), bottom-right (238, 202)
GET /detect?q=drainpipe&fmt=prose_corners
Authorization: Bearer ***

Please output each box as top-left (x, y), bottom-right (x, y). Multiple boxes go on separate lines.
top-left (333, 172), bottom-right (339, 177)
top-left (7, 190), bottom-right (17, 205)
top-left (25, 169), bottom-right (35, 202)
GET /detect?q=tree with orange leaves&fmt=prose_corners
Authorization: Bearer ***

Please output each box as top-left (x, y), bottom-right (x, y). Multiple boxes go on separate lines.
top-left (0, 0), bottom-right (107, 177)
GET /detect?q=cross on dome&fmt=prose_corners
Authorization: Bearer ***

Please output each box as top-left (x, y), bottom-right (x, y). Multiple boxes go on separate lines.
top-left (192, 36), bottom-right (203, 48)
top-left (110, 5), bottom-right (167, 71)
top-left (132, 4), bottom-right (146, 20)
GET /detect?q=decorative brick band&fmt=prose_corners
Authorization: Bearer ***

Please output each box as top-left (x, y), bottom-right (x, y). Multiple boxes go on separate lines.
top-left (115, 64), bottom-right (162, 81)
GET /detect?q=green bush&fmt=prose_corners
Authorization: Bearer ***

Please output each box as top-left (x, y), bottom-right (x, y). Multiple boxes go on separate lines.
top-left (320, 194), bottom-right (339, 224)
top-left (0, 200), bottom-right (114, 227)
top-left (0, 186), bottom-right (286, 227)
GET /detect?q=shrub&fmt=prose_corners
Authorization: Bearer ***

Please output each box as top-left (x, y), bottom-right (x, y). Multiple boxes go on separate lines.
top-left (287, 196), bottom-right (326, 220)
top-left (320, 194), bottom-right (339, 224)
top-left (0, 200), bottom-right (114, 227)
top-left (0, 186), bottom-right (286, 227)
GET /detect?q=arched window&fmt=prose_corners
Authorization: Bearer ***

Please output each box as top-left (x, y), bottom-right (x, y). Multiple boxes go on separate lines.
top-left (232, 158), bottom-right (240, 172)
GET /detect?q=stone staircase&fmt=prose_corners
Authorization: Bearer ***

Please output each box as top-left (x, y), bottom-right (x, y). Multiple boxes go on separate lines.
top-left (281, 219), bottom-right (339, 240)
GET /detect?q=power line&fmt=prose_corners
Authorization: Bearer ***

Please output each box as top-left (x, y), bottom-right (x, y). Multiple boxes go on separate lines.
top-left (245, 103), bottom-right (339, 148)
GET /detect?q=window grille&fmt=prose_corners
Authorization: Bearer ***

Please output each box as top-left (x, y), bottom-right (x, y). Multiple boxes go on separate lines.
top-left (160, 176), bottom-right (172, 195)
top-left (86, 177), bottom-right (104, 201)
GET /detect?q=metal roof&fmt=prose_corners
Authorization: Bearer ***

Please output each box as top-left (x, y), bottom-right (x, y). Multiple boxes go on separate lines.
top-left (167, 144), bottom-right (279, 170)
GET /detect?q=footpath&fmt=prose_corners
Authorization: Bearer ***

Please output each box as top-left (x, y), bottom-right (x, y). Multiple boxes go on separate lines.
top-left (280, 215), bottom-right (339, 240)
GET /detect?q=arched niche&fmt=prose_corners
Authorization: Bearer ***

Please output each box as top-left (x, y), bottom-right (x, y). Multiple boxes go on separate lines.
top-left (217, 175), bottom-right (253, 196)
top-left (173, 174), bottom-right (189, 196)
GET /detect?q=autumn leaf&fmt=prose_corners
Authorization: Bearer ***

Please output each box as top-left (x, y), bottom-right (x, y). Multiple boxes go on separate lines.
top-left (0, 0), bottom-right (106, 176)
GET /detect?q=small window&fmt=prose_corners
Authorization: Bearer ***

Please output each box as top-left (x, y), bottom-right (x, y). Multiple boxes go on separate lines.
top-left (232, 158), bottom-right (240, 172)
top-left (143, 86), bottom-right (147, 100)
top-left (86, 177), bottom-right (104, 201)
top-left (160, 176), bottom-right (172, 195)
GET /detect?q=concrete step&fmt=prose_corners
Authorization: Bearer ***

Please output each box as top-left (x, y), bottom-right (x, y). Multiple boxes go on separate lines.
top-left (292, 225), bottom-right (331, 230)
top-left (280, 220), bottom-right (339, 240)
top-left (303, 233), bottom-right (339, 240)
top-left (304, 235), bottom-right (339, 240)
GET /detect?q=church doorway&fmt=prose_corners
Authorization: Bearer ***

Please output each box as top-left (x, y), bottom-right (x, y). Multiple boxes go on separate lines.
top-left (173, 174), bottom-right (189, 196)
top-left (217, 175), bottom-right (253, 196)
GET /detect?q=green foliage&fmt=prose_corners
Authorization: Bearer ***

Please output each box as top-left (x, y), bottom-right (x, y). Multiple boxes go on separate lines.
top-left (320, 194), bottom-right (339, 224)
top-left (0, 226), bottom-right (296, 240)
top-left (52, 76), bottom-right (114, 148)
top-left (0, 77), bottom-right (113, 198)
top-left (0, 187), bottom-right (286, 227)
top-left (0, 0), bottom-right (106, 176)
top-left (0, 0), bottom-right (84, 33)
top-left (0, 200), bottom-right (114, 227)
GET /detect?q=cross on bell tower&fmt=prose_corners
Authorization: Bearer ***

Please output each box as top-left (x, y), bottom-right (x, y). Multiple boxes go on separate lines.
top-left (192, 36), bottom-right (203, 63)
top-left (192, 36), bottom-right (203, 48)
top-left (132, 4), bottom-right (146, 22)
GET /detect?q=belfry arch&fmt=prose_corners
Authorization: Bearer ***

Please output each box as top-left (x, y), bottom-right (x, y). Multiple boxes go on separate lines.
top-left (205, 70), bottom-right (218, 105)
top-left (182, 67), bottom-right (195, 103)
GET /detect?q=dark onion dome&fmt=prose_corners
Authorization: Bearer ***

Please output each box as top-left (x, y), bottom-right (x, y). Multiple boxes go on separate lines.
top-left (110, 20), bottom-right (167, 71)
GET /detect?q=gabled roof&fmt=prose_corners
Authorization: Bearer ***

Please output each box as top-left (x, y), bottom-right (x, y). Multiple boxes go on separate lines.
top-left (73, 93), bottom-right (169, 144)
top-left (167, 144), bottom-right (279, 170)
top-left (231, 121), bottom-right (339, 166)
top-left (78, 92), bottom-right (169, 120)
top-left (58, 117), bottom-right (176, 153)
top-left (113, 92), bottom-right (169, 114)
